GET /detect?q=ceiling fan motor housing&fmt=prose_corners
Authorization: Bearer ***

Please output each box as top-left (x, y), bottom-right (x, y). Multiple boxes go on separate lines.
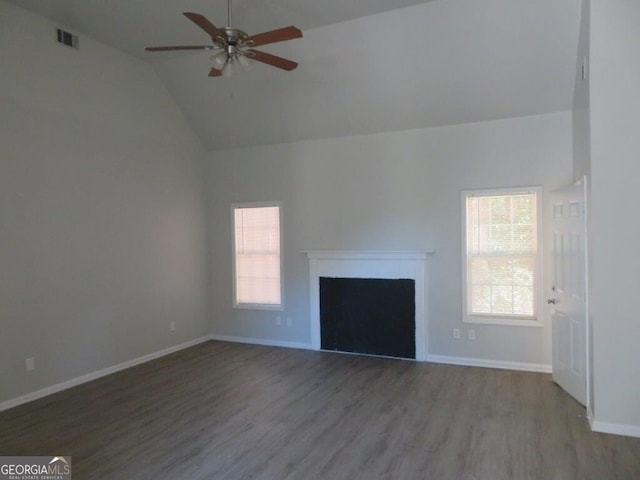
top-left (218, 27), bottom-right (249, 47)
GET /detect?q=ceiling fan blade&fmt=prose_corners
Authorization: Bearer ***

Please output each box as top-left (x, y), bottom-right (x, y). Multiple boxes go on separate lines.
top-left (248, 49), bottom-right (298, 71)
top-left (145, 45), bottom-right (213, 52)
top-left (183, 12), bottom-right (222, 39)
top-left (209, 66), bottom-right (223, 77)
top-left (244, 26), bottom-right (302, 48)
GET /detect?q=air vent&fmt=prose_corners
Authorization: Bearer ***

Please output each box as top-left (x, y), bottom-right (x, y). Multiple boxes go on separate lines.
top-left (56, 28), bottom-right (78, 49)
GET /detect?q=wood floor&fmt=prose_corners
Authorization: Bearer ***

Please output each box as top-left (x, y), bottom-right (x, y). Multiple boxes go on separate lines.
top-left (1, 341), bottom-right (639, 479)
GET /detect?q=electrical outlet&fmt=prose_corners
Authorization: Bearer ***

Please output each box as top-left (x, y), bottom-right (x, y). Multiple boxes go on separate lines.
top-left (170, 321), bottom-right (176, 332)
top-left (468, 329), bottom-right (476, 341)
top-left (26, 357), bottom-right (35, 372)
top-left (276, 316), bottom-right (282, 326)
top-left (453, 328), bottom-right (461, 339)
top-left (286, 317), bottom-right (292, 327)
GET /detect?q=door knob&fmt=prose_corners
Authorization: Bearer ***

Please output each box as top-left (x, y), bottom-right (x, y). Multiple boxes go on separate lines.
top-left (547, 299), bottom-right (557, 305)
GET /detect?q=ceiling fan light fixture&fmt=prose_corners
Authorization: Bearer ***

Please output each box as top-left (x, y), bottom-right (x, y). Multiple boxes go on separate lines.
top-left (223, 56), bottom-right (236, 78)
top-left (237, 53), bottom-right (254, 70)
top-left (212, 50), bottom-right (227, 67)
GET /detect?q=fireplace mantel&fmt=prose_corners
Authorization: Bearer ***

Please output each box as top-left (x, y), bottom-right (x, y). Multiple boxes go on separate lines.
top-left (305, 250), bottom-right (434, 361)
top-left (304, 250), bottom-right (434, 260)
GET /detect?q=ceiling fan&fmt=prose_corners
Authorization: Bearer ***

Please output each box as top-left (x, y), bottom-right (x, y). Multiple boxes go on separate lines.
top-left (145, 0), bottom-right (303, 77)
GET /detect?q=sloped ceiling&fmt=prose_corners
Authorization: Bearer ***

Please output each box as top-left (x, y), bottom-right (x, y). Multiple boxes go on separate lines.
top-left (8, 0), bottom-right (582, 150)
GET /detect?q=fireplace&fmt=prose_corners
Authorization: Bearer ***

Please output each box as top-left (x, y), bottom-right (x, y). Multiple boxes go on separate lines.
top-left (305, 251), bottom-right (433, 361)
top-left (320, 277), bottom-right (416, 359)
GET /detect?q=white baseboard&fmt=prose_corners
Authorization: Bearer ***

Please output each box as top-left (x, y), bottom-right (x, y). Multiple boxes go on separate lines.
top-left (587, 406), bottom-right (595, 428)
top-left (0, 339), bottom-right (553, 412)
top-left (0, 336), bottom-right (211, 412)
top-left (209, 334), bottom-right (311, 351)
top-left (591, 419), bottom-right (640, 438)
top-left (426, 354), bottom-right (552, 373)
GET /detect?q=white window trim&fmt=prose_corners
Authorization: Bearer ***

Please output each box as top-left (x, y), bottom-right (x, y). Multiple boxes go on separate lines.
top-left (231, 201), bottom-right (284, 311)
top-left (461, 186), bottom-right (543, 327)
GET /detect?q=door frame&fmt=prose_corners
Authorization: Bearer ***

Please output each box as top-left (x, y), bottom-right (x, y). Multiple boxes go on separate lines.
top-left (582, 175), bottom-right (593, 418)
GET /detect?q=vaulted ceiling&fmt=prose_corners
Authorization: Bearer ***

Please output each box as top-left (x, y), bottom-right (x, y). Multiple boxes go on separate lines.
top-left (9, 0), bottom-right (583, 150)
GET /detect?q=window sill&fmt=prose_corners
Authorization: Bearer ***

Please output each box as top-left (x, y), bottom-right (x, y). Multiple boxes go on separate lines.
top-left (464, 315), bottom-right (543, 327)
top-left (233, 303), bottom-right (284, 312)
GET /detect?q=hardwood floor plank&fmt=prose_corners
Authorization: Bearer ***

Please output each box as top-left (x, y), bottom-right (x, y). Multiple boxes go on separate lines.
top-left (1, 341), bottom-right (639, 479)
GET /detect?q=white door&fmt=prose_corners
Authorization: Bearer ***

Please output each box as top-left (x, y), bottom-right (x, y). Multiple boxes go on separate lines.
top-left (550, 178), bottom-right (588, 406)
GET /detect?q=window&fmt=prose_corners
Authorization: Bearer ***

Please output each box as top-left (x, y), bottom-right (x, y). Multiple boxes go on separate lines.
top-left (462, 187), bottom-right (542, 326)
top-left (232, 202), bottom-right (282, 309)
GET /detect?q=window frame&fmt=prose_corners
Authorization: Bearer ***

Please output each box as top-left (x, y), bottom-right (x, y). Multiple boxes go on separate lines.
top-left (231, 201), bottom-right (284, 311)
top-left (461, 186), bottom-right (543, 327)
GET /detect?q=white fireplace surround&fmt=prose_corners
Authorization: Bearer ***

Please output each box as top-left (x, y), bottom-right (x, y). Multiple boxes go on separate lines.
top-left (305, 250), bottom-right (434, 361)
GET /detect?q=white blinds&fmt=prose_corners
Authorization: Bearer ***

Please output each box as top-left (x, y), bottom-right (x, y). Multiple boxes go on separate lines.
top-left (234, 205), bottom-right (281, 306)
top-left (466, 193), bottom-right (537, 317)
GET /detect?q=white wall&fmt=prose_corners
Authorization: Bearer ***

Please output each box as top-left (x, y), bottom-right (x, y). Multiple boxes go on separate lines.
top-left (590, 0), bottom-right (640, 432)
top-left (0, 2), bottom-right (208, 403)
top-left (207, 112), bottom-right (573, 366)
top-left (573, 0), bottom-right (591, 181)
